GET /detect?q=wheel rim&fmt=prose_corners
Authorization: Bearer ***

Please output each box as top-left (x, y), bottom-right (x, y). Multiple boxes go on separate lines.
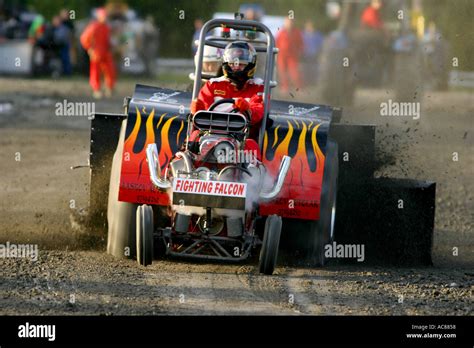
top-left (141, 209), bottom-right (146, 264)
top-left (329, 202), bottom-right (336, 241)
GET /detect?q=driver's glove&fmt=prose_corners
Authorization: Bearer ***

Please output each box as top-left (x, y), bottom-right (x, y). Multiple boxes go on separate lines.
top-left (234, 97), bottom-right (250, 113)
top-left (190, 99), bottom-right (205, 114)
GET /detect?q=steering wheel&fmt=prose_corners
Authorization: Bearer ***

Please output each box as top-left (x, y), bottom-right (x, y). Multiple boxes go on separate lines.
top-left (208, 98), bottom-right (251, 119)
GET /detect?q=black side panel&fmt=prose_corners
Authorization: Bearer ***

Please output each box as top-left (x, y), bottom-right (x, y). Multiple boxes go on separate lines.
top-left (89, 113), bottom-right (126, 229)
top-left (335, 179), bottom-right (436, 265)
top-left (329, 124), bottom-right (435, 266)
top-left (330, 124), bottom-right (376, 184)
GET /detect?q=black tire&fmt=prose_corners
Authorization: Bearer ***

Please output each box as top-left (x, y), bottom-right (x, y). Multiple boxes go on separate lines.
top-left (107, 120), bottom-right (138, 259)
top-left (259, 215), bottom-right (282, 275)
top-left (312, 139), bottom-right (338, 266)
top-left (280, 139), bottom-right (338, 267)
top-left (136, 204), bottom-right (154, 266)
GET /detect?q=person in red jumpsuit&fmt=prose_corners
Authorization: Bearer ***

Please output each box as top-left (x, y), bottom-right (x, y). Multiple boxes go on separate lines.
top-left (190, 41), bottom-right (264, 159)
top-left (360, 0), bottom-right (384, 30)
top-left (276, 18), bottom-right (304, 93)
top-left (80, 8), bottom-right (116, 99)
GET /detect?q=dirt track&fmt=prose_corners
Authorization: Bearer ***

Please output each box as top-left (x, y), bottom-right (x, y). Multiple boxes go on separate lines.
top-left (1, 251), bottom-right (472, 315)
top-left (0, 77), bottom-right (472, 315)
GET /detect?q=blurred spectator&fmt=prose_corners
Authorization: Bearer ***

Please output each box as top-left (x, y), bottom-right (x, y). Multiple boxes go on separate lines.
top-left (422, 21), bottom-right (441, 55)
top-left (244, 8), bottom-right (258, 21)
top-left (80, 8), bottom-right (116, 99)
top-left (28, 14), bottom-right (45, 43)
top-left (26, 15), bottom-right (60, 76)
top-left (360, 0), bottom-right (384, 30)
top-left (192, 18), bottom-right (203, 55)
top-left (59, 8), bottom-right (74, 31)
top-left (276, 18), bottom-right (304, 93)
top-left (59, 8), bottom-right (75, 72)
top-left (142, 15), bottom-right (159, 75)
top-left (0, 7), bottom-right (19, 40)
top-left (302, 20), bottom-right (324, 84)
top-left (53, 14), bottom-right (72, 75)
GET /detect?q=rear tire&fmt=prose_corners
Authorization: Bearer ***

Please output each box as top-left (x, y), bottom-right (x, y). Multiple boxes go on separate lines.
top-left (313, 139), bottom-right (338, 266)
top-left (136, 205), bottom-right (154, 266)
top-left (280, 139), bottom-right (338, 267)
top-left (107, 120), bottom-right (138, 259)
top-left (259, 215), bottom-right (282, 275)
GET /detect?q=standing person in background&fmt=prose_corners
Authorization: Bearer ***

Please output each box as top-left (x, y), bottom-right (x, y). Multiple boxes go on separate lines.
top-left (28, 14), bottom-right (45, 44)
top-left (53, 14), bottom-right (71, 76)
top-left (59, 8), bottom-right (74, 75)
top-left (360, 0), bottom-right (384, 30)
top-left (192, 18), bottom-right (203, 55)
top-left (302, 20), bottom-right (324, 85)
top-left (80, 8), bottom-right (116, 99)
top-left (276, 18), bottom-right (304, 94)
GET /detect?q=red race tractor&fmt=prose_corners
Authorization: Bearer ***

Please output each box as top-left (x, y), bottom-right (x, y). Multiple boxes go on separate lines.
top-left (87, 16), bottom-right (435, 273)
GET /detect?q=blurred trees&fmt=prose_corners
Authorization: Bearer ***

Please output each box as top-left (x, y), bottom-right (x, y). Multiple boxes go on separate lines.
top-left (21, 0), bottom-right (217, 57)
top-left (16, 0), bottom-right (474, 69)
top-left (423, 0), bottom-right (474, 71)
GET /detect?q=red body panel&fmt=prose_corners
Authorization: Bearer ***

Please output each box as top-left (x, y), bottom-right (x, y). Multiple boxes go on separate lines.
top-left (260, 119), bottom-right (325, 220)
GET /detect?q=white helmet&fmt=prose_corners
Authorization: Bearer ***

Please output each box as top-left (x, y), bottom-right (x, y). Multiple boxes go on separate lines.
top-left (194, 45), bottom-right (223, 76)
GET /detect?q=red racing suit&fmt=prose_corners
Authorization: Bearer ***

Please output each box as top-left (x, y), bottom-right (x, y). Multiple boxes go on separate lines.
top-left (276, 28), bottom-right (304, 91)
top-left (192, 76), bottom-right (265, 159)
top-left (195, 76), bottom-right (265, 126)
top-left (80, 21), bottom-right (116, 91)
top-left (360, 6), bottom-right (384, 29)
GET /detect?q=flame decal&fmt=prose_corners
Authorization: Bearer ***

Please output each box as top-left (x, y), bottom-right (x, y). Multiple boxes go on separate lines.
top-left (293, 118), bottom-right (300, 129)
top-left (263, 130), bottom-right (268, 155)
top-left (260, 116), bottom-right (327, 220)
top-left (264, 119), bottom-right (325, 174)
top-left (124, 107), bottom-right (142, 149)
top-left (296, 121), bottom-right (308, 157)
top-left (176, 120), bottom-right (184, 145)
top-left (145, 109), bottom-right (156, 145)
top-left (312, 124), bottom-right (325, 177)
top-left (156, 113), bottom-right (165, 129)
top-left (119, 106), bottom-right (189, 206)
top-left (274, 120), bottom-right (294, 159)
top-left (158, 116), bottom-right (178, 169)
top-left (272, 125), bottom-right (280, 148)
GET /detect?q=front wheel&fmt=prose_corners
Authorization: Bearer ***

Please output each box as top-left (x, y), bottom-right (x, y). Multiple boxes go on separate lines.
top-left (136, 204), bottom-right (154, 266)
top-left (259, 215), bottom-right (282, 275)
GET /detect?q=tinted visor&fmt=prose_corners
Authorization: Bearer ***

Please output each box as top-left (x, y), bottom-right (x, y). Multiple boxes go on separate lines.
top-left (223, 47), bottom-right (252, 66)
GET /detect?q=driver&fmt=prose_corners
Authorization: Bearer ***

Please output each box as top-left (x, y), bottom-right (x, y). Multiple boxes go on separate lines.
top-left (190, 41), bottom-right (264, 129)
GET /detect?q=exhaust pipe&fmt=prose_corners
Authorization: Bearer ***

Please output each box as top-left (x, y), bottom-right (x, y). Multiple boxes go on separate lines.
top-left (146, 143), bottom-right (171, 189)
top-left (260, 155), bottom-right (291, 200)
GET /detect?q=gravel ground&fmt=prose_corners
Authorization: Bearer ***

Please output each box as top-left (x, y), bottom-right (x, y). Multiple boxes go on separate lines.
top-left (0, 251), bottom-right (472, 315)
top-left (0, 77), bottom-right (472, 315)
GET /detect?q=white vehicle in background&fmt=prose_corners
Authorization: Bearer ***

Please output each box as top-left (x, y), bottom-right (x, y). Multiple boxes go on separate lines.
top-left (211, 12), bottom-right (285, 38)
top-left (210, 9), bottom-right (285, 80)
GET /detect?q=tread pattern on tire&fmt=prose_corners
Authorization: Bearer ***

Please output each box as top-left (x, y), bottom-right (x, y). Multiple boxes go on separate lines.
top-left (259, 215), bottom-right (282, 275)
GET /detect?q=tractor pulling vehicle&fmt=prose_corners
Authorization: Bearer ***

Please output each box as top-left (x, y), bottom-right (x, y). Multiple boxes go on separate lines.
top-left (87, 16), bottom-right (436, 274)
